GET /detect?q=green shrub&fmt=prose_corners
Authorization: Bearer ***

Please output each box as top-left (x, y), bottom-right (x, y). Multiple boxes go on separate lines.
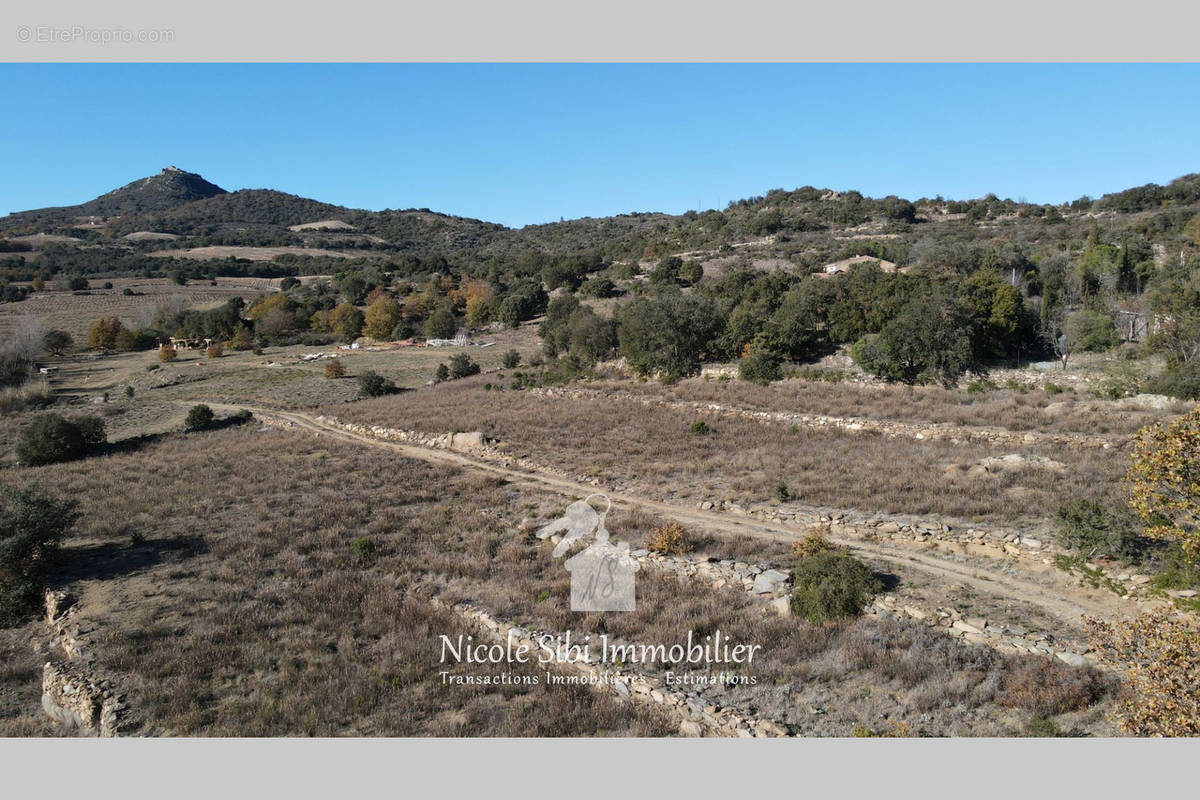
top-left (185, 404), bottom-right (215, 432)
top-left (16, 413), bottom-right (88, 466)
top-left (449, 353), bottom-right (481, 379)
top-left (739, 337), bottom-right (782, 385)
top-left (434, 363), bottom-right (449, 383)
top-left (0, 487), bottom-right (79, 624)
top-left (502, 349), bottom-right (521, 369)
top-left (1064, 310), bottom-right (1121, 353)
top-left (74, 415), bottom-right (106, 446)
top-left (791, 549), bottom-right (883, 622)
top-left (775, 481), bottom-right (792, 502)
top-left (1146, 361), bottom-right (1200, 400)
top-left (579, 275), bottom-right (618, 298)
top-left (357, 370), bottom-right (396, 397)
top-left (1149, 545), bottom-right (1200, 591)
top-left (1044, 382), bottom-right (1065, 395)
top-left (790, 366), bottom-right (850, 383)
top-left (1054, 499), bottom-right (1148, 562)
top-left (351, 537), bottom-right (377, 561)
top-left (424, 308), bottom-right (457, 340)
top-left (689, 420), bottom-right (711, 435)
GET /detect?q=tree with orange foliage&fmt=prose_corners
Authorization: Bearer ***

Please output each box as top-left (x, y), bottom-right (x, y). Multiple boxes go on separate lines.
top-left (1126, 408), bottom-right (1200, 562)
top-left (1088, 610), bottom-right (1200, 736)
top-left (363, 296), bottom-right (403, 340)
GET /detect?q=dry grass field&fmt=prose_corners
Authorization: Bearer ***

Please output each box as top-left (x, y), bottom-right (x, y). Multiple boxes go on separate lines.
top-left (610, 374), bottom-right (1189, 437)
top-left (337, 377), bottom-right (1135, 528)
top-left (0, 426), bottom-right (1115, 736)
top-left (0, 279), bottom-right (276, 342)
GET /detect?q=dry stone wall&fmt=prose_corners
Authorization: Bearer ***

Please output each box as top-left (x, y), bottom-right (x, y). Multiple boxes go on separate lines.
top-left (41, 590), bottom-right (126, 736)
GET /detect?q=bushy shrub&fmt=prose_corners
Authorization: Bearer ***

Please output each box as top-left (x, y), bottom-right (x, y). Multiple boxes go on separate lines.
top-left (74, 415), bottom-right (106, 446)
top-left (0, 487), bottom-right (79, 624)
top-left (15, 413), bottom-right (100, 465)
top-left (502, 349), bottom-right (521, 369)
top-left (739, 337), bottom-right (782, 385)
top-left (850, 290), bottom-right (975, 386)
top-left (357, 370), bottom-right (396, 398)
top-left (646, 523), bottom-right (692, 555)
top-left (791, 549), bottom-right (883, 622)
top-left (159, 346), bottom-right (177, 362)
top-left (579, 275), bottom-right (618, 298)
top-left (1056, 498), bottom-right (1148, 562)
top-left (42, 329), bottom-right (73, 356)
top-left (689, 420), bottom-right (711, 435)
top-left (998, 657), bottom-right (1110, 717)
top-left (424, 307), bottom-right (457, 340)
top-left (351, 537), bottom-right (377, 561)
top-left (185, 404), bottom-right (215, 431)
top-left (434, 363), bottom-right (449, 383)
top-left (1064, 310), bottom-right (1120, 352)
top-left (1146, 361), bottom-right (1200, 400)
top-left (206, 344), bottom-right (223, 359)
top-left (617, 292), bottom-right (724, 380)
top-left (448, 353), bottom-right (481, 379)
top-left (324, 359), bottom-right (346, 379)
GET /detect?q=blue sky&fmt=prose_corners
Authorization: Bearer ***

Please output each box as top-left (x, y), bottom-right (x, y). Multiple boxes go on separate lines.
top-left (1, 63), bottom-right (1197, 227)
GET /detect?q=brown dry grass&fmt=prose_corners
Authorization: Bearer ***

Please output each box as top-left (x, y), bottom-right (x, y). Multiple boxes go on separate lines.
top-left (608, 376), bottom-right (1188, 437)
top-left (338, 378), bottom-right (1130, 526)
top-left (0, 427), bottom-right (673, 736)
top-left (0, 425), bottom-right (1114, 736)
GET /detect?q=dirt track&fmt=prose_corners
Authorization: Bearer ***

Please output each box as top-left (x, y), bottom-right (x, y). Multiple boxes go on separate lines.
top-left (217, 404), bottom-right (1139, 628)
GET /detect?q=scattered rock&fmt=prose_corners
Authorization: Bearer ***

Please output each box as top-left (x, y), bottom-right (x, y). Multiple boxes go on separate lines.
top-left (767, 596), bottom-right (792, 617)
top-left (752, 569), bottom-right (790, 594)
top-left (1055, 652), bottom-right (1088, 667)
top-left (952, 619), bottom-right (984, 636)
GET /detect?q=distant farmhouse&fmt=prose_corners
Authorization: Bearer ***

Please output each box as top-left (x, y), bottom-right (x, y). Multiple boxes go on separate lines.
top-left (816, 254), bottom-right (910, 277)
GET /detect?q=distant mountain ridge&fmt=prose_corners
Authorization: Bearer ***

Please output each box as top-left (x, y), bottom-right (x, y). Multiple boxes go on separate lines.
top-left (11, 166), bottom-right (228, 222)
top-left (2, 167), bottom-right (1199, 263)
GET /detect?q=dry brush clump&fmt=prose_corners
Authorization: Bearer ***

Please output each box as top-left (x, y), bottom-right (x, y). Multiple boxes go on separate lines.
top-left (997, 656), bottom-right (1112, 718)
top-left (645, 522), bottom-right (692, 555)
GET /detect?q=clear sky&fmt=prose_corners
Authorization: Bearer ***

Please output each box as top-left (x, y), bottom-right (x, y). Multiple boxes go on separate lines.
top-left (1, 63), bottom-right (1197, 228)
